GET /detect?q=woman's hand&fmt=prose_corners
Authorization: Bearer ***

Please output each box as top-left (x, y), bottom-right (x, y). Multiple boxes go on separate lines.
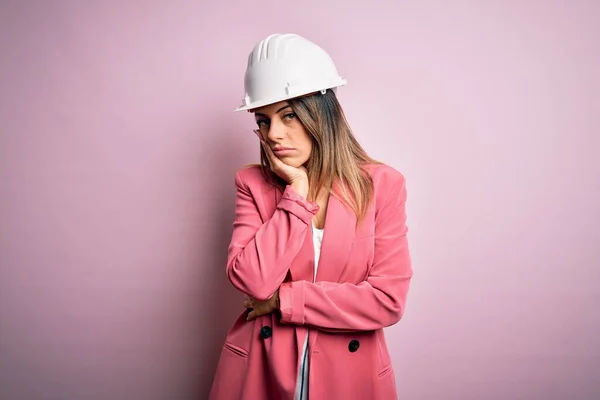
top-left (244, 290), bottom-right (279, 321)
top-left (254, 130), bottom-right (309, 197)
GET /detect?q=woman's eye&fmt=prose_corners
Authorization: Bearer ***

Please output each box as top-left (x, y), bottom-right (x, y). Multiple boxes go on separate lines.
top-left (283, 113), bottom-right (296, 120)
top-left (256, 119), bottom-right (268, 127)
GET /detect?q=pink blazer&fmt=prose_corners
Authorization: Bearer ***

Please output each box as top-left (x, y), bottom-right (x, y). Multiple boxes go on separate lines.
top-left (209, 163), bottom-right (413, 399)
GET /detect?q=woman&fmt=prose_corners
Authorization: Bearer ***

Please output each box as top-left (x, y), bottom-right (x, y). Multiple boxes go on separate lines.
top-left (209, 33), bottom-right (413, 399)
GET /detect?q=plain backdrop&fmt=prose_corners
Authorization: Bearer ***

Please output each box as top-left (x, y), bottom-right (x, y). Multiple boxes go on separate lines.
top-left (1, 1), bottom-right (599, 399)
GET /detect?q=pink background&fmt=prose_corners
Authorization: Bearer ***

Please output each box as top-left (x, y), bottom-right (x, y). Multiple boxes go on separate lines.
top-left (1, 1), bottom-right (599, 399)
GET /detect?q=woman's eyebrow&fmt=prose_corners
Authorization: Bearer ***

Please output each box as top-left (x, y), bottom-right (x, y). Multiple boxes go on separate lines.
top-left (255, 105), bottom-right (291, 118)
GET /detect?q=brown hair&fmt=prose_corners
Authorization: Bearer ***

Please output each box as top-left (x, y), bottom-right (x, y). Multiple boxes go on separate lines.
top-left (258, 89), bottom-right (381, 222)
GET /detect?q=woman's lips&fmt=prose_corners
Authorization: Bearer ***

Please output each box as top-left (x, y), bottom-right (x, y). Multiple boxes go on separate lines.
top-left (273, 147), bottom-right (294, 156)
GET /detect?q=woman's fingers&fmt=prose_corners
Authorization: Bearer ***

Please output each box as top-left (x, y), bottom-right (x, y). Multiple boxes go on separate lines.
top-left (254, 130), bottom-right (282, 170)
top-left (253, 130), bottom-right (308, 186)
top-left (261, 138), bottom-right (280, 169)
top-left (247, 306), bottom-right (270, 321)
top-left (244, 296), bottom-right (271, 320)
top-left (244, 296), bottom-right (255, 320)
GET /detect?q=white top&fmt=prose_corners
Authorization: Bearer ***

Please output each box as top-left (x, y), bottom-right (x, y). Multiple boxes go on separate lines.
top-left (311, 225), bottom-right (324, 280)
top-left (294, 225), bottom-right (324, 400)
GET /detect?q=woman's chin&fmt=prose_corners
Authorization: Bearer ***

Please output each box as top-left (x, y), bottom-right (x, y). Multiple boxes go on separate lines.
top-left (280, 158), bottom-right (303, 168)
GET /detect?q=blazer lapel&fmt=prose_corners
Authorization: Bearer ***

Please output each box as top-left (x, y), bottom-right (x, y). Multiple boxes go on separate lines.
top-left (315, 187), bottom-right (356, 283)
top-left (264, 182), bottom-right (356, 284)
top-left (289, 225), bottom-right (315, 282)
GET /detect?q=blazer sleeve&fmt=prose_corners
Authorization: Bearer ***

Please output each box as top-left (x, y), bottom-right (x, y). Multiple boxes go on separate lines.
top-left (226, 170), bottom-right (319, 301)
top-left (277, 174), bottom-right (413, 332)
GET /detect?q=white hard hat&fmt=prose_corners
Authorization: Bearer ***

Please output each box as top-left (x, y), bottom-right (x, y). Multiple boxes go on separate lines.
top-left (235, 33), bottom-right (347, 112)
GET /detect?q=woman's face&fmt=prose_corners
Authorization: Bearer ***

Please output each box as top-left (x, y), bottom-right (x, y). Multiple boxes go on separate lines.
top-left (253, 101), bottom-right (313, 168)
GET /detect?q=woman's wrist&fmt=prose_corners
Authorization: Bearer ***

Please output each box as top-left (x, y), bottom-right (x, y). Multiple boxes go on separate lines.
top-left (290, 178), bottom-right (309, 199)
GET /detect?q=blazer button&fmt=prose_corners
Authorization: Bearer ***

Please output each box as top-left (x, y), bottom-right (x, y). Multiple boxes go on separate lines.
top-left (348, 339), bottom-right (360, 352)
top-left (260, 326), bottom-right (272, 339)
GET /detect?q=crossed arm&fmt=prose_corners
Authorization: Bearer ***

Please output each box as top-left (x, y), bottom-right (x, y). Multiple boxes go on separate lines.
top-left (226, 170), bottom-right (413, 332)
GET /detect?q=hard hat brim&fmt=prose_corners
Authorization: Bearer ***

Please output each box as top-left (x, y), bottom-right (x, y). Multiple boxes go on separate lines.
top-left (233, 81), bottom-right (346, 112)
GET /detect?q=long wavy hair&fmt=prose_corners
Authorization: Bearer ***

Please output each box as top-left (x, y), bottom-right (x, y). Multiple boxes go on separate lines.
top-left (258, 89), bottom-right (381, 222)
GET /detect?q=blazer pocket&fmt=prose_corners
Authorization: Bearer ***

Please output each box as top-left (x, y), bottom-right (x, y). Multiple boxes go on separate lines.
top-left (211, 341), bottom-right (249, 399)
top-left (377, 364), bottom-right (392, 379)
top-left (223, 341), bottom-right (249, 358)
top-left (376, 364), bottom-right (398, 400)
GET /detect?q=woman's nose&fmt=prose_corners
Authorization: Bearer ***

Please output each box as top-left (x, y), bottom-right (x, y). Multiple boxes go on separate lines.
top-left (266, 119), bottom-right (285, 141)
